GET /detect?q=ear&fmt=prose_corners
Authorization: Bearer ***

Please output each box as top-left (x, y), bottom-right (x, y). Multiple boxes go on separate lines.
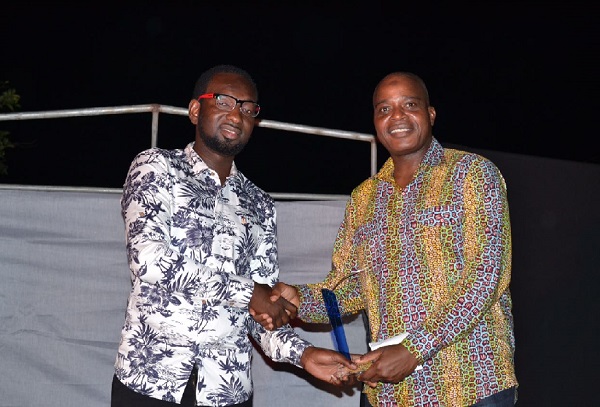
top-left (189, 99), bottom-right (200, 125)
top-left (428, 106), bottom-right (436, 126)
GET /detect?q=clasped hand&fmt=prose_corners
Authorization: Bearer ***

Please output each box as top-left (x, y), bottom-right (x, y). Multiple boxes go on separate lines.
top-left (249, 282), bottom-right (297, 330)
top-left (345, 344), bottom-right (420, 387)
top-left (250, 282), bottom-right (299, 330)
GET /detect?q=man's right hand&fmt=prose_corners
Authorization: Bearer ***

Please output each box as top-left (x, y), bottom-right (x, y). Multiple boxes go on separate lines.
top-left (249, 283), bottom-right (297, 330)
top-left (353, 344), bottom-right (420, 387)
top-left (251, 282), bottom-right (300, 329)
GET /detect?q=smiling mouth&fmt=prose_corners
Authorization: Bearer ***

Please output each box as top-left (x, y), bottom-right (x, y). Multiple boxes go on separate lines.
top-left (390, 128), bottom-right (411, 134)
top-left (221, 126), bottom-right (240, 139)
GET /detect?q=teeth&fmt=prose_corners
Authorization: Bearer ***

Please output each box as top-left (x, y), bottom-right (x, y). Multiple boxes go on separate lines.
top-left (390, 128), bottom-right (409, 134)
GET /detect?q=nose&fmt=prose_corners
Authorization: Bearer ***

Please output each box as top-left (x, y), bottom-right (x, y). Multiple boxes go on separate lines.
top-left (225, 105), bottom-right (244, 122)
top-left (391, 107), bottom-right (407, 120)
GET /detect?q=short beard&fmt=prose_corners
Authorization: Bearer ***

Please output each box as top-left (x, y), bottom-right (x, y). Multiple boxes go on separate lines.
top-left (198, 128), bottom-right (248, 157)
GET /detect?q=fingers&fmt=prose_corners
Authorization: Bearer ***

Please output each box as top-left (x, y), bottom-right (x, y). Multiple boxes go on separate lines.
top-left (249, 282), bottom-right (303, 330)
top-left (269, 284), bottom-right (282, 302)
top-left (276, 297), bottom-right (297, 319)
top-left (328, 371), bottom-right (357, 386)
top-left (250, 283), bottom-right (290, 329)
top-left (356, 362), bottom-right (377, 384)
top-left (354, 346), bottom-right (414, 385)
top-left (270, 282), bottom-right (284, 301)
top-left (344, 361), bottom-right (373, 375)
top-left (250, 305), bottom-right (290, 330)
top-left (251, 311), bottom-right (271, 323)
top-left (354, 349), bottom-right (381, 364)
top-left (335, 354), bottom-right (357, 370)
top-left (249, 307), bottom-right (273, 330)
top-left (273, 282), bottom-right (300, 308)
top-left (271, 306), bottom-right (289, 328)
top-left (301, 347), bottom-right (360, 387)
top-left (354, 351), bottom-right (380, 383)
top-left (328, 374), bottom-right (341, 386)
top-left (253, 312), bottom-right (272, 323)
top-left (271, 282), bottom-right (285, 296)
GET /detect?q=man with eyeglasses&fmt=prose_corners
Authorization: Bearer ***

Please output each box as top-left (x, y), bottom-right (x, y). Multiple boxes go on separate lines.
top-left (111, 64), bottom-right (356, 407)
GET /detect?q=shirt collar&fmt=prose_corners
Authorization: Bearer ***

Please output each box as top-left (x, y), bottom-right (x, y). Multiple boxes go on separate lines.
top-left (376, 137), bottom-right (444, 184)
top-left (184, 142), bottom-right (239, 179)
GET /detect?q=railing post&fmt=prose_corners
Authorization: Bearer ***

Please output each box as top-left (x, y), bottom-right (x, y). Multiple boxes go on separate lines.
top-left (371, 139), bottom-right (378, 176)
top-left (151, 104), bottom-right (160, 148)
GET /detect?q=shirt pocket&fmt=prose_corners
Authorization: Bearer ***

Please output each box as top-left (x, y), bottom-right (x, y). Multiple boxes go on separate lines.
top-left (416, 204), bottom-right (465, 286)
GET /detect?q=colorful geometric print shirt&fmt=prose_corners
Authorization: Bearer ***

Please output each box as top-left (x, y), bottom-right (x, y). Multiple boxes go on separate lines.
top-left (296, 138), bottom-right (518, 406)
top-left (114, 142), bottom-right (311, 406)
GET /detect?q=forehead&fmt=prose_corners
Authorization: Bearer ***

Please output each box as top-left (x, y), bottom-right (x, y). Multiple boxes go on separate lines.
top-left (207, 73), bottom-right (256, 100)
top-left (374, 75), bottom-right (426, 103)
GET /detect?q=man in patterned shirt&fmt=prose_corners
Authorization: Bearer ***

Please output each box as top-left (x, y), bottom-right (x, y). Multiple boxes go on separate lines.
top-left (111, 64), bottom-right (356, 407)
top-left (257, 72), bottom-right (518, 406)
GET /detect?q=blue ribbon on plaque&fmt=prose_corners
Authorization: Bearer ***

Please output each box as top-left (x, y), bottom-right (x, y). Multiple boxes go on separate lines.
top-left (321, 288), bottom-right (351, 360)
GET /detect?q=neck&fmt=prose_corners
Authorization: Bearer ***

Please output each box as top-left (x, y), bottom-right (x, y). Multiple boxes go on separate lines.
top-left (193, 144), bottom-right (234, 185)
top-left (391, 153), bottom-right (423, 189)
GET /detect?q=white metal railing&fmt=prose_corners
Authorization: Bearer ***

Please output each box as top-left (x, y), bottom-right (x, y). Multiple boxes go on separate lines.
top-left (0, 104), bottom-right (377, 200)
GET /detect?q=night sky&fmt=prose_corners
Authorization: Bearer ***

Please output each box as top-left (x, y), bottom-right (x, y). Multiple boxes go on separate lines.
top-left (2, 2), bottom-right (596, 194)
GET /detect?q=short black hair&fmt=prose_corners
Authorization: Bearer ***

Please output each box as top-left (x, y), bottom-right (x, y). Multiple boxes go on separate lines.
top-left (192, 64), bottom-right (258, 100)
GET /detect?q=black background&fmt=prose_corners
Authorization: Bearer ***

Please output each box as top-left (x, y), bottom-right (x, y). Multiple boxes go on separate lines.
top-left (1, 1), bottom-right (597, 194)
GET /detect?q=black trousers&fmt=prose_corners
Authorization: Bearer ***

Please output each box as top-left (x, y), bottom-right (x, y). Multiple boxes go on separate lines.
top-left (111, 374), bottom-right (253, 407)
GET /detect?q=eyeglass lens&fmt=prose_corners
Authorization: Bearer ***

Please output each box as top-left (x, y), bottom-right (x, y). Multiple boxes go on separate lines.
top-left (216, 94), bottom-right (259, 117)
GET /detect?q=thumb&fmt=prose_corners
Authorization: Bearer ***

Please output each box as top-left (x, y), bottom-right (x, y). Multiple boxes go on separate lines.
top-left (355, 350), bottom-right (380, 364)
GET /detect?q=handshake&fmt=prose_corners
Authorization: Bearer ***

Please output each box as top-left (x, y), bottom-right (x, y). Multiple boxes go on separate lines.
top-left (248, 282), bottom-right (300, 331)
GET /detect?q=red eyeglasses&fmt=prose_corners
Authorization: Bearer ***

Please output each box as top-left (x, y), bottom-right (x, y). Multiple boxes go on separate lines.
top-left (198, 93), bottom-right (260, 118)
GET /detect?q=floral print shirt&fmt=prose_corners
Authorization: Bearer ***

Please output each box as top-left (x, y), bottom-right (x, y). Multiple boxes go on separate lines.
top-left (296, 138), bottom-right (518, 406)
top-left (114, 142), bottom-right (311, 406)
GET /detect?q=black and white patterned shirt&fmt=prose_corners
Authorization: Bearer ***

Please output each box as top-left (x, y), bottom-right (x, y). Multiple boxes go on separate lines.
top-left (114, 142), bottom-right (310, 405)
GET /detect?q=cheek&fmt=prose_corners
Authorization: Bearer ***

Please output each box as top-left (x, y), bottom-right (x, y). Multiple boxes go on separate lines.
top-left (242, 122), bottom-right (255, 137)
top-left (411, 115), bottom-right (429, 130)
top-left (375, 131), bottom-right (390, 147)
top-left (374, 116), bottom-right (387, 133)
top-left (201, 121), bottom-right (216, 135)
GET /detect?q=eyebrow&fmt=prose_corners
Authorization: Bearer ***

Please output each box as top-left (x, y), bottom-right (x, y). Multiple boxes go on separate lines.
top-left (374, 96), bottom-right (423, 107)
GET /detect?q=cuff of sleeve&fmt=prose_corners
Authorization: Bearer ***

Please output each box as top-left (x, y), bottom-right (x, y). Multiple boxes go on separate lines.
top-left (295, 284), bottom-right (307, 305)
top-left (226, 274), bottom-right (255, 308)
top-left (369, 332), bottom-right (409, 350)
top-left (295, 342), bottom-right (313, 368)
top-left (403, 325), bottom-right (439, 365)
top-left (295, 284), bottom-right (330, 323)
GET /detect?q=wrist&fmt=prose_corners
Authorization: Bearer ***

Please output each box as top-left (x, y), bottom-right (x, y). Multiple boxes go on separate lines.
top-left (300, 345), bottom-right (315, 368)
